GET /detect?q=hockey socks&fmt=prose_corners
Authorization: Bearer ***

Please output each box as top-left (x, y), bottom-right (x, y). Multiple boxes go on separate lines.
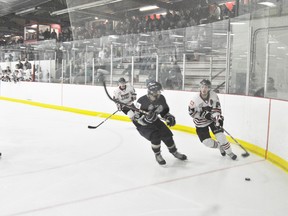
top-left (222, 142), bottom-right (237, 160)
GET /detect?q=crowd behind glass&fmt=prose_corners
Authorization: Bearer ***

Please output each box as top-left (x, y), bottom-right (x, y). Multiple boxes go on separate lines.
top-left (0, 1), bottom-right (287, 101)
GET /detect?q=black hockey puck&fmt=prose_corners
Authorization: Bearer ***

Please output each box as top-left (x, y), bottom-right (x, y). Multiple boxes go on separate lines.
top-left (245, 177), bottom-right (251, 181)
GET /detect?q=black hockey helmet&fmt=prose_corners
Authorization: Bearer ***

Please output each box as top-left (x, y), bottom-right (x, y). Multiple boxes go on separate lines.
top-left (200, 79), bottom-right (211, 88)
top-left (147, 81), bottom-right (162, 99)
top-left (147, 81), bottom-right (162, 95)
top-left (118, 77), bottom-right (127, 84)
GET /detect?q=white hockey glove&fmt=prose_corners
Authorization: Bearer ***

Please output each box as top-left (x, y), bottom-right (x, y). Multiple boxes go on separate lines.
top-left (116, 103), bottom-right (123, 111)
top-left (211, 112), bottom-right (221, 126)
top-left (144, 111), bottom-right (157, 123)
top-left (136, 115), bottom-right (147, 126)
top-left (164, 113), bottom-right (176, 127)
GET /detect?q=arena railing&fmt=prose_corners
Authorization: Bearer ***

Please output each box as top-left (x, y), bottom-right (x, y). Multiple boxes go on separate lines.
top-left (1, 11), bottom-right (288, 100)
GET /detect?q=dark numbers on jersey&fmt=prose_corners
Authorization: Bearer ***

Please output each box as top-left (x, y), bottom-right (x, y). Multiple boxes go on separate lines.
top-left (121, 93), bottom-right (130, 100)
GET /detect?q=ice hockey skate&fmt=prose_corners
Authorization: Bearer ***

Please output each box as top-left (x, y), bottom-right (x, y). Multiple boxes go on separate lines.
top-left (155, 153), bottom-right (166, 165)
top-left (219, 145), bottom-right (226, 156)
top-left (172, 151), bottom-right (187, 160)
top-left (227, 152), bottom-right (237, 160)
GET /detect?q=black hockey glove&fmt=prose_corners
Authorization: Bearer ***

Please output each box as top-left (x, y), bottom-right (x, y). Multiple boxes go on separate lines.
top-left (131, 93), bottom-right (137, 101)
top-left (218, 115), bottom-right (224, 127)
top-left (164, 113), bottom-right (176, 127)
top-left (200, 110), bottom-right (212, 120)
top-left (188, 106), bottom-right (195, 117)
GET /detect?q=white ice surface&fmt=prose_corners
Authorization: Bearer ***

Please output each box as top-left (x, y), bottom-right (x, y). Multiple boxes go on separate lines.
top-left (0, 100), bottom-right (287, 216)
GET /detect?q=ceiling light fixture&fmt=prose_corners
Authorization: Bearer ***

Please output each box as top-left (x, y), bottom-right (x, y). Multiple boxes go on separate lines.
top-left (171, 34), bottom-right (184, 38)
top-left (51, 0), bottom-right (122, 16)
top-left (139, 5), bottom-right (159, 12)
top-left (258, 2), bottom-right (276, 7)
top-left (15, 7), bottom-right (36, 16)
top-left (140, 33), bottom-right (151, 37)
top-left (230, 22), bottom-right (246, 25)
top-left (213, 33), bottom-right (227, 36)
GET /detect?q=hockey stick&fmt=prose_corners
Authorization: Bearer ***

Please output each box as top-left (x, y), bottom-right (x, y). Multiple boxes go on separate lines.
top-left (88, 110), bottom-right (118, 129)
top-left (102, 81), bottom-right (171, 125)
top-left (222, 127), bottom-right (250, 157)
top-left (103, 81), bottom-right (149, 115)
top-left (212, 117), bottom-right (249, 157)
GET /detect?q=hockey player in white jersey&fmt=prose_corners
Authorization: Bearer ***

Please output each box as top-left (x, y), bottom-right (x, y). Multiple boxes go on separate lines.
top-left (188, 79), bottom-right (237, 160)
top-left (133, 81), bottom-right (187, 165)
top-left (113, 77), bottom-right (137, 119)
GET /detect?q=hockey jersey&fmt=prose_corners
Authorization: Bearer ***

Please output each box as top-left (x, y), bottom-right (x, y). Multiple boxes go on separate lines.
top-left (135, 94), bottom-right (169, 124)
top-left (113, 84), bottom-right (136, 105)
top-left (188, 90), bottom-right (222, 127)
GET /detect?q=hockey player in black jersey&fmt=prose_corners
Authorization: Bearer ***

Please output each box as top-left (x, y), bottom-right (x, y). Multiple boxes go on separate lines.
top-left (133, 81), bottom-right (187, 165)
top-left (188, 79), bottom-right (237, 160)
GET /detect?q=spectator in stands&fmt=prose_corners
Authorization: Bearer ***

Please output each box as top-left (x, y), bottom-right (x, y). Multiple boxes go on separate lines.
top-left (122, 64), bottom-right (132, 80)
top-left (146, 70), bottom-right (156, 86)
top-left (95, 68), bottom-right (109, 84)
top-left (51, 29), bottom-right (57, 40)
top-left (5, 66), bottom-right (11, 73)
top-left (43, 28), bottom-right (51, 40)
top-left (1, 66), bottom-right (12, 82)
top-left (159, 14), bottom-right (169, 30)
top-left (166, 61), bottom-right (183, 90)
top-left (74, 68), bottom-right (85, 84)
top-left (12, 64), bottom-right (23, 82)
top-left (208, 3), bottom-right (222, 22)
top-left (17, 59), bottom-right (23, 69)
top-left (159, 63), bottom-right (170, 88)
top-left (24, 58), bottom-right (32, 69)
top-left (254, 77), bottom-right (277, 98)
top-left (6, 54), bottom-right (13, 62)
top-left (98, 48), bottom-right (108, 65)
top-left (22, 65), bottom-right (32, 81)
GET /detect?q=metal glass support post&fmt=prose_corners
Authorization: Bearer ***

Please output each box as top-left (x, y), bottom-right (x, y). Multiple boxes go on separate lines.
top-left (182, 53), bottom-right (186, 90)
top-left (155, 54), bottom-right (159, 82)
top-left (54, 51), bottom-right (57, 75)
top-left (225, 20), bottom-right (232, 93)
top-left (131, 56), bottom-right (134, 85)
top-left (84, 62), bottom-right (87, 85)
top-left (110, 44), bottom-right (113, 86)
top-left (69, 60), bottom-right (72, 84)
top-left (245, 26), bottom-right (252, 95)
top-left (85, 45), bottom-right (87, 85)
top-left (49, 58), bottom-right (52, 83)
top-left (92, 58), bottom-right (95, 85)
top-left (264, 42), bottom-right (270, 97)
top-left (209, 56), bottom-right (213, 81)
top-left (61, 59), bottom-right (64, 83)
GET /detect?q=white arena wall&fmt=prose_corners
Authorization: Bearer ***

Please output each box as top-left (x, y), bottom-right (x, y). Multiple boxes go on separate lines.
top-left (0, 81), bottom-right (287, 172)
